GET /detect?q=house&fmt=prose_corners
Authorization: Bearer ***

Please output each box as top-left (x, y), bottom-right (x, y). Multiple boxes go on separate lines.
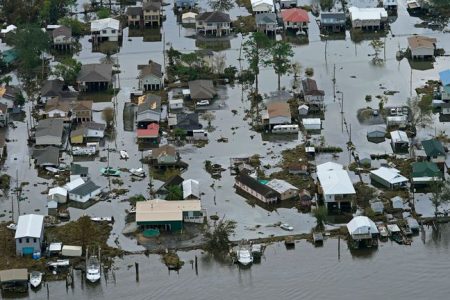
top-left (370, 167), bottom-right (408, 189)
top-left (422, 139), bottom-right (446, 167)
top-left (48, 200), bottom-right (58, 216)
top-left (367, 128), bottom-right (386, 143)
top-left (255, 13), bottom-right (278, 34)
top-left (264, 102), bottom-right (291, 127)
top-left (302, 118), bottom-right (321, 130)
top-left (156, 174), bottom-right (185, 199)
top-left (288, 163), bottom-right (309, 175)
top-left (175, 0), bottom-right (197, 8)
top-left (0, 85), bottom-right (21, 110)
top-left (15, 214), bottom-right (44, 256)
top-left (316, 162), bottom-right (355, 211)
top-left (441, 102), bottom-right (450, 115)
top-left (383, 0), bottom-right (398, 11)
top-left (0, 103), bottom-right (8, 127)
top-left (281, 8), bottom-right (309, 32)
top-left (412, 161), bottom-right (442, 186)
top-left (138, 61), bottom-right (163, 91)
top-left (35, 118), bottom-right (64, 146)
top-left (407, 36), bottom-right (436, 59)
top-left (40, 79), bottom-right (64, 103)
top-left (390, 130), bottom-right (409, 153)
top-left (33, 146), bottom-right (60, 167)
top-left (52, 25), bottom-right (74, 49)
top-left (71, 163), bottom-right (89, 180)
top-left (143, 1), bottom-right (161, 27)
top-left (137, 94), bottom-right (162, 128)
top-left (169, 99), bottom-right (184, 110)
top-left (196, 12), bottom-right (231, 37)
top-left (439, 70), bottom-right (450, 101)
top-left (126, 6), bottom-right (143, 27)
top-left (64, 177), bottom-right (85, 192)
top-left (348, 6), bottom-right (388, 30)
top-left (175, 113), bottom-right (202, 132)
top-left (298, 104), bottom-right (309, 116)
top-left (68, 180), bottom-right (102, 207)
top-left (371, 201), bottom-right (384, 214)
top-left (0, 269), bottom-right (28, 292)
top-left (299, 189), bottom-right (313, 207)
top-left (48, 187), bottom-right (68, 203)
top-left (320, 12), bottom-right (346, 33)
top-left (71, 100), bottom-right (93, 123)
top-left (346, 216), bottom-right (378, 241)
top-left (182, 12), bottom-right (198, 24)
top-left (90, 18), bottom-right (121, 42)
top-left (266, 179), bottom-right (299, 200)
top-left (151, 144), bottom-right (179, 165)
top-left (235, 174), bottom-right (278, 204)
top-left (77, 63), bottom-right (113, 91)
top-left (137, 123), bottom-right (160, 146)
top-left (390, 196), bottom-right (404, 209)
top-left (43, 98), bottom-right (70, 119)
top-left (302, 78), bottom-right (325, 107)
top-left (188, 80), bottom-right (216, 101)
top-left (183, 179), bottom-right (200, 200)
top-left (71, 122), bottom-right (106, 144)
top-left (251, 0), bottom-right (274, 14)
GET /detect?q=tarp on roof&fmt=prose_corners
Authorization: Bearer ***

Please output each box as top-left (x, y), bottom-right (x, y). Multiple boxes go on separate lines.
top-left (439, 70), bottom-right (450, 86)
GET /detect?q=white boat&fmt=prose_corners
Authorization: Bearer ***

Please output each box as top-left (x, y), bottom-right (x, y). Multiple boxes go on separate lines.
top-left (236, 248), bottom-right (253, 266)
top-left (129, 167), bottom-right (146, 178)
top-left (120, 150), bottom-right (129, 160)
top-left (86, 256), bottom-right (101, 283)
top-left (377, 224), bottom-right (389, 238)
top-left (45, 166), bottom-right (60, 173)
top-left (90, 217), bottom-right (113, 223)
top-left (29, 271), bottom-right (42, 288)
top-left (47, 259), bottom-right (70, 268)
top-left (6, 223), bottom-right (17, 230)
top-left (280, 223), bottom-right (294, 231)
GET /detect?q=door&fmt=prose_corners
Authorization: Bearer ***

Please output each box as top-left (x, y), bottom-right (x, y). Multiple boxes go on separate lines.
top-left (23, 247), bottom-right (34, 255)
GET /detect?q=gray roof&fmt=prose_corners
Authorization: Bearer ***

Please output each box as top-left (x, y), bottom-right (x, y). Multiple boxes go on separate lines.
top-left (33, 146), bottom-right (60, 166)
top-left (52, 25), bottom-right (72, 38)
top-left (188, 80), bottom-right (216, 100)
top-left (176, 113), bottom-right (202, 131)
top-left (77, 64), bottom-right (113, 83)
top-left (84, 121), bottom-right (106, 131)
top-left (126, 6), bottom-right (142, 16)
top-left (196, 11), bottom-right (231, 23)
top-left (256, 13), bottom-right (277, 25)
top-left (41, 79), bottom-right (64, 97)
top-left (137, 94), bottom-right (161, 114)
top-left (69, 180), bottom-right (101, 197)
top-left (71, 163), bottom-right (88, 175)
top-left (143, 1), bottom-right (161, 10)
top-left (320, 12), bottom-right (346, 25)
top-left (138, 61), bottom-right (162, 79)
top-left (36, 118), bottom-right (64, 138)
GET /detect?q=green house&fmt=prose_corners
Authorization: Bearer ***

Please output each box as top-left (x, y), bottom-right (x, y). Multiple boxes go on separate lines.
top-left (421, 139), bottom-right (446, 165)
top-left (412, 161), bottom-right (442, 186)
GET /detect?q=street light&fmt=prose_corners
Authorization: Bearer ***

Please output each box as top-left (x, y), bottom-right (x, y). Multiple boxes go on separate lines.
top-left (320, 34), bottom-right (329, 61)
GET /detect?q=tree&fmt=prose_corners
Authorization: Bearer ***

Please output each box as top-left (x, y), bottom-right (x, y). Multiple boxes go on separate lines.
top-left (291, 61), bottom-right (302, 90)
top-left (0, 76), bottom-right (12, 86)
top-left (58, 17), bottom-right (88, 36)
top-left (96, 7), bottom-right (110, 19)
top-left (208, 0), bottom-right (234, 11)
top-left (52, 58), bottom-right (82, 85)
top-left (14, 93), bottom-right (26, 107)
top-left (313, 206), bottom-right (327, 230)
top-left (202, 111), bottom-right (216, 129)
top-left (204, 219), bottom-right (236, 256)
top-left (243, 32), bottom-right (272, 96)
top-left (102, 107), bottom-right (115, 129)
top-left (431, 179), bottom-right (450, 218)
top-left (370, 38), bottom-right (384, 65)
top-left (223, 65), bottom-right (238, 82)
top-left (264, 41), bottom-right (294, 91)
top-left (166, 185), bottom-right (183, 200)
top-left (211, 53), bottom-right (226, 74)
top-left (407, 96), bottom-right (432, 129)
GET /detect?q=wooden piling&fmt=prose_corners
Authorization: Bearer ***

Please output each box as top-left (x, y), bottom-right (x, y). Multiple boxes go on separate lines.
top-left (338, 235), bottom-right (341, 260)
top-left (46, 283), bottom-right (49, 299)
top-left (195, 255), bottom-right (198, 276)
top-left (135, 262), bottom-right (139, 282)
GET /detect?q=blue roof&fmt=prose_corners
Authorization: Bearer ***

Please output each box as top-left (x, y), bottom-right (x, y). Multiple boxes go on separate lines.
top-left (439, 70), bottom-right (450, 86)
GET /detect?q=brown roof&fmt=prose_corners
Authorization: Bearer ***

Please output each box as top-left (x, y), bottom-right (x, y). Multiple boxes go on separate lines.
top-left (0, 103), bottom-right (7, 113)
top-left (267, 102), bottom-right (291, 118)
top-left (151, 144), bottom-right (177, 159)
top-left (188, 80), bottom-right (216, 100)
top-left (52, 25), bottom-right (72, 38)
top-left (143, 1), bottom-right (161, 10)
top-left (138, 61), bottom-right (162, 79)
top-left (407, 36), bottom-right (436, 50)
top-left (72, 100), bottom-right (93, 111)
top-left (45, 98), bottom-right (71, 113)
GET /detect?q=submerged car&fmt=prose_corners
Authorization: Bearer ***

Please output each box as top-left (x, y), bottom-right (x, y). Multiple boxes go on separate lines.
top-left (280, 223), bottom-right (294, 231)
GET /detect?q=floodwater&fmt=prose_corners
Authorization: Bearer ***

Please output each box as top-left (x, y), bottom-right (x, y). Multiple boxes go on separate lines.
top-left (24, 224), bottom-right (450, 300)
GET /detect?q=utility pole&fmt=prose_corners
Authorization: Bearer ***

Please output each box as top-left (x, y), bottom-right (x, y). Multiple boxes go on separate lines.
top-left (333, 64), bottom-right (336, 102)
top-left (341, 91), bottom-right (344, 114)
top-left (410, 67), bottom-right (413, 97)
top-left (16, 169), bottom-right (20, 216)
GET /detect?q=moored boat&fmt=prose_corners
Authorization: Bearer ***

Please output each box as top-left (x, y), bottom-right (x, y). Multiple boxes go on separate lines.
top-left (100, 167), bottom-right (121, 177)
top-left (251, 244), bottom-right (263, 260)
top-left (29, 271), bottom-right (42, 288)
top-left (236, 247), bottom-right (253, 266)
top-left (377, 224), bottom-right (389, 239)
top-left (130, 167), bottom-right (146, 178)
top-left (86, 256), bottom-right (101, 283)
top-left (120, 150), bottom-right (129, 160)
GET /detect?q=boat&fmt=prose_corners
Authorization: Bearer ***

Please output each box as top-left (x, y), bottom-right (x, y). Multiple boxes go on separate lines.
top-left (387, 224), bottom-right (403, 244)
top-left (313, 232), bottom-right (324, 245)
top-left (280, 223), bottom-right (294, 231)
top-left (401, 224), bottom-right (413, 236)
top-left (6, 223), bottom-right (17, 230)
top-left (251, 244), bottom-right (263, 260)
top-left (130, 167), bottom-right (146, 178)
top-left (90, 216), bottom-right (113, 223)
top-left (377, 224), bottom-right (389, 239)
top-left (86, 256), bottom-right (101, 283)
top-left (284, 236), bottom-right (295, 248)
top-left (45, 166), bottom-right (60, 173)
top-left (236, 247), bottom-right (253, 266)
top-left (120, 150), bottom-right (129, 160)
top-left (29, 271), bottom-right (42, 288)
top-left (100, 167), bottom-right (121, 177)
top-left (406, 217), bottom-right (420, 233)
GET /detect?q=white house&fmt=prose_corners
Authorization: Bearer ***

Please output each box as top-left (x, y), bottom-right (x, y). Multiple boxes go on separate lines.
top-left (91, 18), bottom-right (121, 42)
top-left (346, 216), bottom-right (379, 240)
top-left (182, 12), bottom-right (198, 24)
top-left (84, 122), bottom-right (106, 139)
top-left (251, 0), bottom-right (274, 14)
top-left (183, 179), bottom-right (200, 200)
top-left (68, 180), bottom-right (102, 205)
top-left (265, 102), bottom-right (291, 126)
top-left (407, 36), bottom-right (436, 59)
top-left (317, 162), bottom-right (355, 211)
top-left (302, 118), bottom-right (321, 130)
top-left (64, 177), bottom-right (85, 191)
top-left (48, 186), bottom-right (68, 203)
top-left (169, 99), bottom-right (184, 110)
top-left (15, 214), bottom-right (44, 256)
top-left (348, 6), bottom-right (388, 29)
top-left (266, 179), bottom-right (299, 200)
top-left (390, 130), bottom-right (409, 153)
top-left (370, 167), bottom-right (408, 189)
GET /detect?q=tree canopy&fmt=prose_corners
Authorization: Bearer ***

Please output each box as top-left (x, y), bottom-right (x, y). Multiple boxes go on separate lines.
top-left (208, 0), bottom-right (235, 11)
top-left (52, 58), bottom-right (82, 85)
top-left (264, 41), bottom-right (294, 90)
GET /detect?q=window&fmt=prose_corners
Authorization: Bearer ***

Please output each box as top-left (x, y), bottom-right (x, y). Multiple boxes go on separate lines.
top-left (102, 30), bottom-right (107, 34)
top-left (33, 238), bottom-right (37, 243)
top-left (19, 238), bottom-right (22, 243)
top-left (26, 238), bottom-right (29, 243)
top-left (111, 30), bottom-right (116, 34)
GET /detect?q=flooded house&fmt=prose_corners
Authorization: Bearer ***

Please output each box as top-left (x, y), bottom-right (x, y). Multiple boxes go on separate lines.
top-left (35, 118), bottom-right (64, 146)
top-left (15, 214), bottom-right (44, 256)
top-left (138, 61), bottom-right (163, 91)
top-left (263, 102), bottom-right (292, 129)
top-left (235, 174), bottom-right (278, 204)
top-left (90, 17), bottom-right (122, 43)
top-left (77, 63), bottom-right (113, 91)
top-left (0, 85), bottom-right (21, 110)
top-left (70, 122), bottom-right (106, 144)
top-left (188, 80), bottom-right (216, 102)
top-left (250, 0), bottom-right (274, 14)
top-left (71, 163), bottom-right (89, 180)
top-left (255, 13), bottom-right (278, 34)
top-left (137, 123), bottom-right (160, 147)
top-left (71, 100), bottom-right (93, 123)
top-left (150, 144), bottom-right (182, 168)
top-left (33, 146), bottom-right (60, 168)
top-left (175, 0), bottom-right (197, 9)
top-left (136, 94), bottom-right (162, 128)
top-left (43, 98), bottom-right (70, 120)
top-left (48, 186), bottom-right (68, 204)
top-left (319, 12), bottom-right (346, 33)
top-left (302, 118), bottom-right (321, 131)
top-left (51, 25), bottom-right (74, 50)
top-left (346, 216), bottom-right (379, 248)
top-left (316, 162), bottom-right (355, 212)
top-left (0, 269), bottom-right (28, 293)
top-left (182, 12), bottom-right (198, 25)
top-left (266, 179), bottom-right (299, 201)
top-left (0, 103), bottom-right (8, 127)
top-left (281, 8), bottom-right (309, 32)
top-left (298, 104), bottom-right (309, 116)
top-left (126, 6), bottom-right (143, 27)
top-left (302, 78), bottom-right (325, 109)
top-left (40, 79), bottom-right (77, 103)
top-left (383, 0), bottom-right (398, 12)
top-left (390, 130), bottom-right (409, 153)
top-left (143, 0), bottom-right (162, 27)
top-left (421, 139), bottom-right (446, 170)
top-left (439, 70), bottom-right (450, 101)
top-left (407, 36), bottom-right (436, 60)
top-left (195, 12), bottom-right (231, 37)
top-left (169, 99), bottom-right (184, 111)
top-left (411, 161), bottom-right (442, 186)
top-left (348, 6), bottom-right (388, 30)
top-left (68, 180), bottom-right (102, 208)
top-left (183, 179), bottom-right (200, 200)
top-left (136, 199), bottom-right (204, 231)
top-left (370, 167), bottom-right (408, 189)
top-left (174, 113), bottom-right (202, 133)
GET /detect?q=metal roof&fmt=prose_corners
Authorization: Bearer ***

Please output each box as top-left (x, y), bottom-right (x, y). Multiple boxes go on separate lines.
top-left (439, 69), bottom-right (450, 86)
top-left (266, 179), bottom-right (298, 194)
top-left (182, 179), bottom-right (200, 199)
top-left (0, 269), bottom-right (28, 283)
top-left (136, 199), bottom-right (201, 222)
top-left (346, 216), bottom-right (379, 236)
top-left (15, 214), bottom-right (44, 239)
top-left (69, 180), bottom-right (101, 199)
top-left (370, 167), bottom-right (408, 185)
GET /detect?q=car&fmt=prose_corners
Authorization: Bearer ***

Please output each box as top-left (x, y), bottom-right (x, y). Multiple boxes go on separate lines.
top-left (196, 100), bottom-right (210, 106)
top-left (280, 223), bottom-right (294, 231)
top-left (390, 108), bottom-right (397, 116)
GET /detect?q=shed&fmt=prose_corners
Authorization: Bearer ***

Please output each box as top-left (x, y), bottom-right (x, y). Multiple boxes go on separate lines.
top-left (346, 216), bottom-right (379, 240)
top-left (15, 214), bottom-right (45, 256)
top-left (48, 187), bottom-right (68, 203)
top-left (47, 200), bottom-right (58, 216)
top-left (302, 118), bottom-right (321, 130)
top-left (266, 179), bottom-right (299, 200)
top-left (370, 201), bottom-right (384, 214)
top-left (298, 104), bottom-right (309, 116)
top-left (0, 269), bottom-right (28, 291)
top-left (61, 245), bottom-right (83, 257)
top-left (390, 196), bottom-right (404, 209)
top-left (367, 129), bottom-right (386, 143)
top-left (169, 99), bottom-right (184, 110)
top-left (64, 177), bottom-right (85, 191)
top-left (68, 180), bottom-right (102, 206)
top-left (48, 242), bottom-right (62, 255)
top-left (390, 130), bottom-right (409, 153)
top-left (182, 179), bottom-right (200, 200)
top-left (370, 167), bottom-right (408, 189)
